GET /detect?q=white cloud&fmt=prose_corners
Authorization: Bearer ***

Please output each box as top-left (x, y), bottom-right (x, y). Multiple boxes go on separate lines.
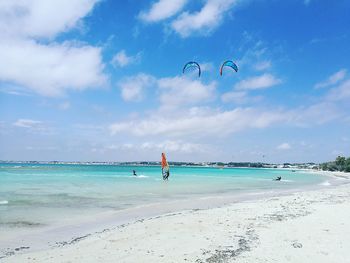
top-left (158, 76), bottom-right (216, 108)
top-left (12, 118), bottom-right (54, 135)
top-left (109, 107), bottom-right (287, 138)
top-left (221, 91), bottom-right (263, 105)
top-left (118, 73), bottom-right (156, 102)
top-left (0, 39), bottom-right (106, 96)
top-left (287, 102), bottom-right (341, 127)
top-left (141, 140), bottom-right (207, 153)
top-left (13, 119), bottom-right (42, 128)
top-left (0, 0), bottom-right (106, 97)
top-left (200, 62), bottom-right (215, 73)
top-left (111, 50), bottom-right (141, 68)
top-left (26, 146), bottom-right (59, 151)
top-left (221, 91), bottom-right (247, 103)
top-left (171, 0), bottom-right (237, 37)
top-left (92, 140), bottom-right (208, 155)
top-left (139, 0), bottom-right (188, 22)
top-left (235, 37), bottom-right (272, 72)
top-left (109, 91), bottom-right (345, 139)
top-left (326, 79), bottom-right (350, 101)
top-left (0, 85), bottom-right (31, 96)
top-left (235, 74), bottom-right (282, 90)
top-left (118, 74), bottom-right (216, 106)
top-left (314, 69), bottom-right (347, 89)
top-left (277, 143), bottom-right (291, 150)
top-left (0, 0), bottom-right (99, 39)
top-left (254, 60), bottom-right (271, 71)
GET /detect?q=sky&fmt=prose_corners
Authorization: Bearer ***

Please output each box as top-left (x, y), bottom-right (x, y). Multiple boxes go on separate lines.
top-left (0, 0), bottom-right (350, 163)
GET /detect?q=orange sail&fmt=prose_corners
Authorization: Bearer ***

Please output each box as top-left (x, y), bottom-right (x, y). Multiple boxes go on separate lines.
top-left (161, 152), bottom-right (170, 180)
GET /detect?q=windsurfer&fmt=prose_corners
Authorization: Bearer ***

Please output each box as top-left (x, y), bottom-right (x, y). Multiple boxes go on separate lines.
top-left (163, 170), bottom-right (170, 180)
top-left (161, 153), bottom-right (170, 180)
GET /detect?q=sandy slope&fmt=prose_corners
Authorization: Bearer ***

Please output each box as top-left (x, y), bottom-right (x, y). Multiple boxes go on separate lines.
top-left (3, 182), bottom-right (350, 262)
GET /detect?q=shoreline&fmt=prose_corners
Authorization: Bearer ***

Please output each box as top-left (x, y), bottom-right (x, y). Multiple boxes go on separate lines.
top-left (1, 170), bottom-right (349, 261)
top-left (2, 174), bottom-right (350, 262)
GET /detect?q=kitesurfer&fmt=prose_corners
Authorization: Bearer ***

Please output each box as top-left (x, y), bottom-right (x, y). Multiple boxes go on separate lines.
top-left (133, 170), bottom-right (137, 176)
top-left (273, 176), bottom-right (282, 181)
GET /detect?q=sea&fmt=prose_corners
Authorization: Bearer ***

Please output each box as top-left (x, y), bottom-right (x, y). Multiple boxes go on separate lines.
top-left (0, 163), bottom-right (336, 254)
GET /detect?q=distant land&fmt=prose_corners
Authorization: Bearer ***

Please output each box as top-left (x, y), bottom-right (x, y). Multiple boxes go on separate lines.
top-left (0, 160), bottom-right (319, 170)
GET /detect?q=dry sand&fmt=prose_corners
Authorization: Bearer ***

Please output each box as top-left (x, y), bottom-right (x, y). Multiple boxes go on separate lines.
top-left (2, 174), bottom-right (350, 262)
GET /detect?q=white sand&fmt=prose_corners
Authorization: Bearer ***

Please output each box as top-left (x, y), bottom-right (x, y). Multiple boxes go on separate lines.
top-left (1, 185), bottom-right (350, 263)
top-left (2, 174), bottom-right (350, 262)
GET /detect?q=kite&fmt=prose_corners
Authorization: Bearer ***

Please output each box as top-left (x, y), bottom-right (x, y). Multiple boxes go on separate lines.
top-left (183, 61), bottom-right (201, 77)
top-left (220, 60), bottom-right (238, 76)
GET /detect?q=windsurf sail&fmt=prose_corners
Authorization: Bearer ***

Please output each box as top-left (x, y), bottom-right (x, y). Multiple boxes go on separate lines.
top-left (161, 152), bottom-right (170, 180)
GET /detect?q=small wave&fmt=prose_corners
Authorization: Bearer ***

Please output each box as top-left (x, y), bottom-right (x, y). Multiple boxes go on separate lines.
top-left (131, 175), bottom-right (149, 178)
top-left (320, 180), bottom-right (331, 186)
top-left (255, 178), bottom-right (272, 181)
top-left (0, 200), bottom-right (9, 205)
top-left (280, 179), bottom-right (294, 183)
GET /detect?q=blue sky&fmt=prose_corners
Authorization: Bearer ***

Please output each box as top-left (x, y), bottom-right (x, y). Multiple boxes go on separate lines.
top-left (0, 0), bottom-right (349, 163)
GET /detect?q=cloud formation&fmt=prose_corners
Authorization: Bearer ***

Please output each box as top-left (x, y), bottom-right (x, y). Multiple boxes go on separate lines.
top-left (139, 0), bottom-right (188, 22)
top-left (0, 0), bottom-right (99, 39)
top-left (118, 73), bottom-right (155, 102)
top-left (0, 0), bottom-right (106, 97)
top-left (111, 50), bottom-right (141, 68)
top-left (314, 69), bottom-right (347, 89)
top-left (158, 76), bottom-right (216, 108)
top-left (109, 107), bottom-right (286, 138)
top-left (171, 0), bottom-right (237, 37)
top-left (12, 118), bottom-right (53, 134)
top-left (13, 119), bottom-right (42, 128)
top-left (277, 143), bottom-right (291, 150)
top-left (140, 140), bottom-right (207, 153)
top-left (221, 91), bottom-right (248, 104)
top-left (0, 39), bottom-right (106, 96)
top-left (326, 79), bottom-right (350, 101)
top-left (254, 60), bottom-right (272, 71)
top-left (235, 74), bottom-right (282, 90)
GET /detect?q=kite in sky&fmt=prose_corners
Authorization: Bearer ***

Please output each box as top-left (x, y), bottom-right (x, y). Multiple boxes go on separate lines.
top-left (220, 60), bottom-right (238, 76)
top-left (183, 61), bottom-right (201, 77)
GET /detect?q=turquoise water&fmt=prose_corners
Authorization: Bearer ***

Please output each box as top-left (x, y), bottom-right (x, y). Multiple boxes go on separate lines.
top-left (0, 163), bottom-right (326, 232)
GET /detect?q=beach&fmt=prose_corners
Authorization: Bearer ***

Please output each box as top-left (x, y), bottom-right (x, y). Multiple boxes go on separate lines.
top-left (2, 0), bottom-right (349, 261)
top-left (2, 170), bottom-right (349, 262)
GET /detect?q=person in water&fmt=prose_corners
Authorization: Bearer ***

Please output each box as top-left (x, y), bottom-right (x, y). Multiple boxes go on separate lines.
top-left (163, 170), bottom-right (170, 180)
top-left (132, 170), bottom-right (137, 176)
top-left (274, 176), bottom-right (282, 181)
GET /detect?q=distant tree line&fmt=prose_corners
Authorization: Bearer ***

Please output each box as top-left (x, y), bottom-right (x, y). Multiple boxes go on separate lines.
top-left (320, 156), bottom-right (350, 172)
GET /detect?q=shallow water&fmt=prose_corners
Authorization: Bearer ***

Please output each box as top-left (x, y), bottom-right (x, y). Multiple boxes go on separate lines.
top-left (0, 163), bottom-right (326, 233)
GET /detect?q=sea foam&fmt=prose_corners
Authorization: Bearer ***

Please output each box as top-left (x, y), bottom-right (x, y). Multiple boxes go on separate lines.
top-left (320, 180), bottom-right (331, 186)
